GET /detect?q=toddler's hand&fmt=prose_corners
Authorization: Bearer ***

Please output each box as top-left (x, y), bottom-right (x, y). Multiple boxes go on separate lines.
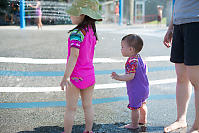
top-left (60, 78), bottom-right (71, 91)
top-left (111, 72), bottom-right (119, 80)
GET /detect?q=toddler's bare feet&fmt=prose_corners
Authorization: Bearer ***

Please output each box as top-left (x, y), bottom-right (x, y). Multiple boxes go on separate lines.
top-left (139, 121), bottom-right (147, 125)
top-left (139, 120), bottom-right (147, 125)
top-left (124, 124), bottom-right (139, 129)
top-left (164, 121), bottom-right (187, 132)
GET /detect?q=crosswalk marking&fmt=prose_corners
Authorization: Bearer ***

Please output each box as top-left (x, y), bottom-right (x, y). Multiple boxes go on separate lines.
top-left (0, 78), bottom-right (176, 92)
top-left (0, 56), bottom-right (170, 64)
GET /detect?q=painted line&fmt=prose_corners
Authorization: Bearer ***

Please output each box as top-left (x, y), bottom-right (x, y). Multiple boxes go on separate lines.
top-left (0, 78), bottom-right (176, 92)
top-left (144, 56), bottom-right (170, 62)
top-left (0, 66), bottom-right (175, 77)
top-left (0, 94), bottom-right (176, 109)
top-left (0, 57), bottom-right (123, 64)
top-left (0, 56), bottom-right (170, 64)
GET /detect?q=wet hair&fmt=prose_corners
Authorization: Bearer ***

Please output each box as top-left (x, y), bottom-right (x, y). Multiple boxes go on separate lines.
top-left (122, 34), bottom-right (143, 53)
top-left (69, 15), bottom-right (98, 40)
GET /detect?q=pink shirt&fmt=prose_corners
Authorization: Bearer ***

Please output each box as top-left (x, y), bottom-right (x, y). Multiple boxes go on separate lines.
top-left (67, 26), bottom-right (96, 89)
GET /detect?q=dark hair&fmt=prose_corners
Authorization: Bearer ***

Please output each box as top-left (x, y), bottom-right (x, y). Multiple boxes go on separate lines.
top-left (122, 34), bottom-right (143, 53)
top-left (69, 15), bottom-right (98, 40)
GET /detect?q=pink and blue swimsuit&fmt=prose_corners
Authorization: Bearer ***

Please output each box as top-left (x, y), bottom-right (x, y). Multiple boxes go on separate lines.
top-left (125, 54), bottom-right (149, 110)
top-left (67, 26), bottom-right (96, 89)
top-left (36, 3), bottom-right (42, 16)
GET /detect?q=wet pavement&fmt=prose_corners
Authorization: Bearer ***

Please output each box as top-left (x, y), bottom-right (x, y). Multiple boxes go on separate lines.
top-left (0, 24), bottom-right (195, 133)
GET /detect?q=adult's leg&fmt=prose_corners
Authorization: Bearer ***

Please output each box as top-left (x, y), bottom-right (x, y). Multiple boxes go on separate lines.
top-left (186, 66), bottom-right (199, 133)
top-left (64, 84), bottom-right (80, 133)
top-left (80, 85), bottom-right (95, 132)
top-left (164, 63), bottom-right (192, 132)
top-left (139, 103), bottom-right (147, 124)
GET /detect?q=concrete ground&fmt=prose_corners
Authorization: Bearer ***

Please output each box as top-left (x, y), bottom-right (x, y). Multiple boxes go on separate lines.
top-left (0, 24), bottom-right (196, 133)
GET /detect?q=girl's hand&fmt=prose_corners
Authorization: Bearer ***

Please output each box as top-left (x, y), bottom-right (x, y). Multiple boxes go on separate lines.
top-left (163, 29), bottom-right (173, 48)
top-left (111, 72), bottom-right (119, 80)
top-left (60, 78), bottom-right (71, 91)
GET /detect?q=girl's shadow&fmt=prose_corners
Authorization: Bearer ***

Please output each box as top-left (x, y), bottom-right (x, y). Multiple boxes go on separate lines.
top-left (17, 122), bottom-right (164, 133)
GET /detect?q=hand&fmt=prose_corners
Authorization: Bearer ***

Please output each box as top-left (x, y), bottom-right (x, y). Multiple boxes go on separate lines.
top-left (163, 29), bottom-right (173, 48)
top-left (111, 72), bottom-right (119, 80)
top-left (60, 77), bottom-right (71, 91)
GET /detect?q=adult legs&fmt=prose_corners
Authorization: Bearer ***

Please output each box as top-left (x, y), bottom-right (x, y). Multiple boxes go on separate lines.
top-left (164, 63), bottom-right (192, 132)
top-left (80, 85), bottom-right (95, 132)
top-left (186, 66), bottom-right (199, 133)
top-left (64, 84), bottom-right (80, 133)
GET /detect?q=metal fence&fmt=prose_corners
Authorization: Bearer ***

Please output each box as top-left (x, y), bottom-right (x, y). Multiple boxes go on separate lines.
top-left (0, 0), bottom-right (171, 26)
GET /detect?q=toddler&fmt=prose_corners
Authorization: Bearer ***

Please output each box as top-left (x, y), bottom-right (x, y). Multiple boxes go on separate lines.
top-left (111, 34), bottom-right (149, 129)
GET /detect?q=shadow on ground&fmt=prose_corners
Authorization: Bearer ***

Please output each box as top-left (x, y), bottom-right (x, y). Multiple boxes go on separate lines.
top-left (17, 122), bottom-right (164, 133)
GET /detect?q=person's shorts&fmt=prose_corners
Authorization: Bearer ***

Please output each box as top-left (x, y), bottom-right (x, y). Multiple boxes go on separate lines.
top-left (171, 22), bottom-right (199, 66)
top-left (70, 74), bottom-right (95, 89)
top-left (157, 15), bottom-right (161, 22)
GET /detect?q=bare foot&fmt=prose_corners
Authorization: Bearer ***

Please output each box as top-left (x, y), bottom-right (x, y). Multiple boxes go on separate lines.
top-left (124, 124), bottom-right (139, 129)
top-left (139, 120), bottom-right (147, 125)
top-left (164, 121), bottom-right (187, 132)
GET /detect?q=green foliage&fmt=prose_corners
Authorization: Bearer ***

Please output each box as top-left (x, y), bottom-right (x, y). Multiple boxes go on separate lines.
top-left (146, 17), bottom-right (166, 24)
top-left (145, 0), bottom-right (169, 17)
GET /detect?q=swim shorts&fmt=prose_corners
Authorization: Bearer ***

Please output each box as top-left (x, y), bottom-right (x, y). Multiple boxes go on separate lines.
top-left (170, 22), bottom-right (199, 66)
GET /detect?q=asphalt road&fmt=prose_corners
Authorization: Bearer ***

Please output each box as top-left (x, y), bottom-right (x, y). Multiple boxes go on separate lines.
top-left (0, 24), bottom-right (195, 133)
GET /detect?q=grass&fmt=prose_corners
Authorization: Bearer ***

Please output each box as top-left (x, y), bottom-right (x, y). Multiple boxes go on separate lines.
top-left (146, 17), bottom-right (166, 24)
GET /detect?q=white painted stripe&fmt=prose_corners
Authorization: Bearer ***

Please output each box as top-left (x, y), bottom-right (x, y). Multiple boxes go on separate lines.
top-left (0, 78), bottom-right (176, 92)
top-left (0, 56), bottom-right (170, 64)
top-left (0, 57), bottom-right (123, 64)
top-left (144, 56), bottom-right (170, 62)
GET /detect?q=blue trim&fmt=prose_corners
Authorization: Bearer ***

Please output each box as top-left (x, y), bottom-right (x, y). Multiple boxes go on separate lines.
top-left (0, 66), bottom-right (175, 77)
top-left (0, 94), bottom-right (176, 109)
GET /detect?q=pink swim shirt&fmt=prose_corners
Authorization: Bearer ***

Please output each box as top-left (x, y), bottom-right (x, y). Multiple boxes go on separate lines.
top-left (67, 26), bottom-right (96, 89)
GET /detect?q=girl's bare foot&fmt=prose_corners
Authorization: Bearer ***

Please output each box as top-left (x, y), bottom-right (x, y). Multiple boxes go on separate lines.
top-left (164, 121), bottom-right (187, 132)
top-left (124, 124), bottom-right (139, 129)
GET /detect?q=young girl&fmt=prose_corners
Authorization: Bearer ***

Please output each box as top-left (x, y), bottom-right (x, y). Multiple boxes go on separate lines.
top-left (111, 34), bottom-right (149, 129)
top-left (60, 0), bottom-right (102, 133)
top-left (28, 0), bottom-right (42, 29)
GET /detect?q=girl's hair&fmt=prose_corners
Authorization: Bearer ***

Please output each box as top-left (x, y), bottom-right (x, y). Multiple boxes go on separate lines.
top-left (122, 34), bottom-right (143, 53)
top-left (69, 15), bottom-right (98, 40)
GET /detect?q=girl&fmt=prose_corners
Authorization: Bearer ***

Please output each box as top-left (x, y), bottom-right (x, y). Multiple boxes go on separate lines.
top-left (28, 0), bottom-right (42, 29)
top-left (60, 0), bottom-right (102, 133)
top-left (111, 34), bottom-right (149, 129)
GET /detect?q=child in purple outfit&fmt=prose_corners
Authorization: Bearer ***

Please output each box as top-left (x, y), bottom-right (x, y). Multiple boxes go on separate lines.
top-left (111, 34), bottom-right (149, 129)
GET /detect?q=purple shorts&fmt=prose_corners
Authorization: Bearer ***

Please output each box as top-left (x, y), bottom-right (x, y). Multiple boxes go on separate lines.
top-left (127, 96), bottom-right (147, 110)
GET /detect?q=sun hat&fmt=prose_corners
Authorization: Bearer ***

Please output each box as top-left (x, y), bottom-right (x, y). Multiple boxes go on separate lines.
top-left (66, 0), bottom-right (102, 21)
